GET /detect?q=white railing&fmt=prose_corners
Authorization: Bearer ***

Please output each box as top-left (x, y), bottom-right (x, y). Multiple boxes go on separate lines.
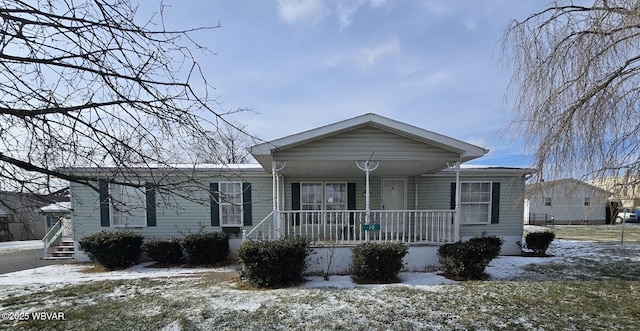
top-left (243, 211), bottom-right (275, 241)
top-left (278, 210), bottom-right (456, 244)
top-left (42, 220), bottom-right (64, 258)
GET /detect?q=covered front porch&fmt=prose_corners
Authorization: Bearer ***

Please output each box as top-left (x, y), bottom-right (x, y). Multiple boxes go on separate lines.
top-left (245, 114), bottom-right (489, 246)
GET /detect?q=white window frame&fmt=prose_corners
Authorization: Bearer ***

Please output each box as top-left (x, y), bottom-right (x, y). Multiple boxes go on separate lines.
top-left (460, 181), bottom-right (492, 225)
top-left (300, 182), bottom-right (347, 224)
top-left (544, 197), bottom-right (552, 206)
top-left (218, 182), bottom-right (243, 227)
top-left (584, 197), bottom-right (591, 206)
top-left (110, 183), bottom-right (147, 228)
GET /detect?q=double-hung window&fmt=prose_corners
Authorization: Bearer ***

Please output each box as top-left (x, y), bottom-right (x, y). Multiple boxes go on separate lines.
top-left (110, 183), bottom-right (147, 227)
top-left (460, 182), bottom-right (492, 224)
top-left (299, 182), bottom-right (347, 224)
top-left (218, 182), bottom-right (243, 227)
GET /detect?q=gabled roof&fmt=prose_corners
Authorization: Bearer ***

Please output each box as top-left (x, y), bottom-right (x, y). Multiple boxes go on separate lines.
top-left (248, 113), bottom-right (489, 173)
top-left (526, 178), bottom-right (613, 195)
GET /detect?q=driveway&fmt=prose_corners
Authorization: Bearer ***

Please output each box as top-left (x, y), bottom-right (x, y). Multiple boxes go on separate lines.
top-left (0, 248), bottom-right (69, 275)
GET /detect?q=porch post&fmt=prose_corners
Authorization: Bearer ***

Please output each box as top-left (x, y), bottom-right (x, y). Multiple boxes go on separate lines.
top-left (272, 160), bottom-right (286, 240)
top-left (356, 160), bottom-right (379, 242)
top-left (454, 161), bottom-right (461, 241)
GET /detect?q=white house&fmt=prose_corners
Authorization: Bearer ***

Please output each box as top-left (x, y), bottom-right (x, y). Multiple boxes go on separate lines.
top-left (524, 178), bottom-right (612, 225)
top-left (68, 113), bottom-right (533, 273)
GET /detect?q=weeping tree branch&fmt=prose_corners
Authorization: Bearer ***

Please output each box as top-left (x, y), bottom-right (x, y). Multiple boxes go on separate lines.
top-left (502, 0), bottom-right (640, 190)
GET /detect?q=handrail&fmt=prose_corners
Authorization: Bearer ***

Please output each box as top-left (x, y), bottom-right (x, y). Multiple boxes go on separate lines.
top-left (42, 220), bottom-right (63, 258)
top-left (243, 210), bottom-right (275, 241)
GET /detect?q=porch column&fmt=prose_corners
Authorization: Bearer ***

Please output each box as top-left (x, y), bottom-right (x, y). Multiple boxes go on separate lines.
top-left (356, 160), bottom-right (380, 241)
top-left (453, 161), bottom-right (461, 241)
top-left (272, 160), bottom-right (286, 239)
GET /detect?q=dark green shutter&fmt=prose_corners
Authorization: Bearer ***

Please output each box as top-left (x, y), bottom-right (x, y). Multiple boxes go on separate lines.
top-left (99, 180), bottom-right (110, 227)
top-left (243, 183), bottom-right (252, 226)
top-left (491, 182), bottom-right (501, 224)
top-left (291, 183), bottom-right (300, 225)
top-left (347, 183), bottom-right (356, 224)
top-left (347, 183), bottom-right (356, 210)
top-left (146, 185), bottom-right (156, 227)
top-left (450, 183), bottom-right (456, 210)
top-left (210, 183), bottom-right (220, 226)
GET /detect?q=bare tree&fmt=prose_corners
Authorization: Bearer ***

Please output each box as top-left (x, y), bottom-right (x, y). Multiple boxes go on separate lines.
top-left (502, 0), bottom-right (640, 187)
top-left (0, 0), bottom-right (246, 197)
top-left (190, 122), bottom-right (253, 164)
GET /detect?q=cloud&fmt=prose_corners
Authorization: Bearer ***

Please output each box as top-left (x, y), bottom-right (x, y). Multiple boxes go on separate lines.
top-left (336, 0), bottom-right (387, 30)
top-left (276, 0), bottom-right (327, 24)
top-left (358, 37), bottom-right (401, 66)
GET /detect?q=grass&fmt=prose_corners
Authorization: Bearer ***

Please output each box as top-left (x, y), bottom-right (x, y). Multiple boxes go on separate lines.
top-left (544, 223), bottom-right (640, 243)
top-left (3, 225), bottom-right (640, 330)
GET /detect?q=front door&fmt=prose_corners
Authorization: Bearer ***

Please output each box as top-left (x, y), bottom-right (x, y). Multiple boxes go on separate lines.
top-left (382, 178), bottom-right (406, 210)
top-left (382, 178), bottom-right (406, 235)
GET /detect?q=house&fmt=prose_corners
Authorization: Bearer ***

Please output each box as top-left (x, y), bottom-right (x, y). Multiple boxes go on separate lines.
top-left (588, 176), bottom-right (640, 209)
top-left (0, 189), bottom-right (69, 241)
top-left (69, 113), bottom-right (532, 272)
top-left (524, 178), bottom-right (613, 225)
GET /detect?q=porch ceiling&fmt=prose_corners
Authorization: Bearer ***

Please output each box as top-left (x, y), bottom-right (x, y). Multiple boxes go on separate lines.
top-left (275, 159), bottom-right (451, 177)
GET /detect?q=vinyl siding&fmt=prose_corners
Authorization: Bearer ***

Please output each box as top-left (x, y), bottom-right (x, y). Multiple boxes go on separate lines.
top-left (275, 127), bottom-right (459, 161)
top-left (418, 174), bottom-right (526, 238)
top-left (71, 175), bottom-right (272, 241)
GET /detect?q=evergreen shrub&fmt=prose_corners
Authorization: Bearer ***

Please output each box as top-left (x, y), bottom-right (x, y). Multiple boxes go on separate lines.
top-left (182, 232), bottom-right (229, 265)
top-left (237, 237), bottom-right (311, 287)
top-left (351, 242), bottom-right (408, 282)
top-left (78, 230), bottom-right (143, 270)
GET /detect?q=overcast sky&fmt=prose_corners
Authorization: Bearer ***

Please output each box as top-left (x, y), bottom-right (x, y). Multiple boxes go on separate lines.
top-left (144, 0), bottom-right (547, 168)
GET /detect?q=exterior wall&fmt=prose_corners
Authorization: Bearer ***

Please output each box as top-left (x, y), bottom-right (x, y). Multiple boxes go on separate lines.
top-left (72, 174), bottom-right (272, 262)
top-left (305, 245), bottom-right (440, 275)
top-left (526, 181), bottom-right (609, 225)
top-left (419, 173), bottom-right (526, 255)
top-left (275, 126), bottom-right (458, 162)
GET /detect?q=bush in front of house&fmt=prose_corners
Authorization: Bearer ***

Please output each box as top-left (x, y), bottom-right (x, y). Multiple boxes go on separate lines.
top-left (525, 231), bottom-right (555, 256)
top-left (351, 241), bottom-right (408, 283)
top-left (78, 230), bottom-right (143, 270)
top-left (143, 239), bottom-right (183, 265)
top-left (181, 232), bottom-right (230, 265)
top-left (237, 236), bottom-right (311, 287)
top-left (438, 236), bottom-right (504, 280)
top-left (468, 235), bottom-right (504, 261)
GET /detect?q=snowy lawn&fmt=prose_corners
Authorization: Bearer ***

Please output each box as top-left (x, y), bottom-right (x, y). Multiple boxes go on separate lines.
top-left (0, 240), bottom-right (43, 254)
top-left (1, 227), bottom-right (640, 330)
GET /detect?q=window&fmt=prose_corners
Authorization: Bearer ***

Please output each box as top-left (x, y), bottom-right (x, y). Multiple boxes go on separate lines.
top-left (544, 197), bottom-right (552, 206)
top-left (584, 197), bottom-right (590, 206)
top-left (218, 182), bottom-right (243, 226)
top-left (110, 184), bottom-right (147, 227)
top-left (299, 182), bottom-right (347, 223)
top-left (460, 182), bottom-right (491, 224)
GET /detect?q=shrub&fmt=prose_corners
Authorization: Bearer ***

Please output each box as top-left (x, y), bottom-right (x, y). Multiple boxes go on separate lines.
top-left (468, 235), bottom-right (504, 261)
top-left (352, 242), bottom-right (408, 282)
top-left (438, 236), bottom-right (504, 280)
top-left (238, 237), bottom-right (311, 287)
top-left (181, 232), bottom-right (230, 265)
top-left (78, 230), bottom-right (143, 270)
top-left (143, 239), bottom-right (183, 264)
top-left (525, 231), bottom-right (556, 256)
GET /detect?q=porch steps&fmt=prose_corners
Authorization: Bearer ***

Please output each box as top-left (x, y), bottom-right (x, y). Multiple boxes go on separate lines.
top-left (45, 236), bottom-right (75, 260)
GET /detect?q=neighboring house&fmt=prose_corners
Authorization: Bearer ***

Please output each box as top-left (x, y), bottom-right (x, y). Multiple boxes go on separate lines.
top-left (0, 189), bottom-right (69, 240)
top-left (588, 176), bottom-right (640, 209)
top-left (524, 178), bottom-right (612, 225)
top-left (69, 113), bottom-right (533, 272)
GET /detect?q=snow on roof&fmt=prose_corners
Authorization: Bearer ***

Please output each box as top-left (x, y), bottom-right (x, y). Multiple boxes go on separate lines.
top-left (40, 201), bottom-right (71, 213)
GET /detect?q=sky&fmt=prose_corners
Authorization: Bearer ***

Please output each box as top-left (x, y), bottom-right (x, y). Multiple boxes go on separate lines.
top-left (140, 0), bottom-right (548, 168)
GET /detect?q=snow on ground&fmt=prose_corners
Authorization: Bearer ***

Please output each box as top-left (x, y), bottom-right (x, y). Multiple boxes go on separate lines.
top-left (2, 237), bottom-right (638, 292)
top-left (0, 240), bottom-right (43, 254)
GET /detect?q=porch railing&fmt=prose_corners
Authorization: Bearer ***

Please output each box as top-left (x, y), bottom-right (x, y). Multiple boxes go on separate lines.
top-left (42, 220), bottom-right (63, 258)
top-left (244, 210), bottom-right (456, 245)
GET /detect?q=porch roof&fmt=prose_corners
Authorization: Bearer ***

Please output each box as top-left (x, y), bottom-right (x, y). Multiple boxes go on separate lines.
top-left (248, 113), bottom-right (489, 177)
